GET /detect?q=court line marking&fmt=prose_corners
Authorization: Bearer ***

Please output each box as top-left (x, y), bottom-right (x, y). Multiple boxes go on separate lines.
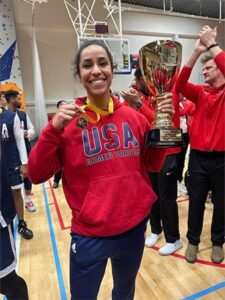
top-left (48, 183), bottom-right (224, 268)
top-left (48, 180), bottom-right (70, 230)
top-left (14, 217), bottom-right (20, 272)
top-left (42, 183), bottom-right (67, 299)
top-left (151, 246), bottom-right (225, 268)
top-left (45, 181), bottom-right (224, 298)
top-left (177, 197), bottom-right (189, 203)
top-left (182, 281), bottom-right (225, 299)
top-left (173, 197), bottom-right (224, 267)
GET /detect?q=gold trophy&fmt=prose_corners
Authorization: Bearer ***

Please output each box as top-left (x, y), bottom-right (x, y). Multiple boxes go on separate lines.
top-left (139, 40), bottom-right (183, 147)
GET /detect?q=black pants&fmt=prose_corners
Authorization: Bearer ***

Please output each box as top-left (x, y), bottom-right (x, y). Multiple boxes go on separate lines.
top-left (187, 150), bottom-right (225, 246)
top-left (149, 154), bottom-right (180, 243)
top-left (0, 270), bottom-right (28, 300)
top-left (177, 132), bottom-right (190, 182)
top-left (53, 170), bottom-right (62, 184)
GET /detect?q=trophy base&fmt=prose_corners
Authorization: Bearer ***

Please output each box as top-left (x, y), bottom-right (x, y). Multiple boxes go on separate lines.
top-left (145, 128), bottom-right (183, 148)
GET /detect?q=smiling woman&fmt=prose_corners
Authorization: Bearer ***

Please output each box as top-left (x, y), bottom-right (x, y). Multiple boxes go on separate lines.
top-left (76, 43), bottom-right (113, 109)
top-left (27, 39), bottom-right (175, 300)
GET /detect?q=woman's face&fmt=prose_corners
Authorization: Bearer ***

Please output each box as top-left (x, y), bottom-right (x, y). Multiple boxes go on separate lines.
top-left (79, 45), bottom-right (113, 100)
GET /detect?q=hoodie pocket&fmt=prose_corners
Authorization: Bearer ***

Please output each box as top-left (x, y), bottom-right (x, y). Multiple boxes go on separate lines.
top-left (76, 171), bottom-right (156, 236)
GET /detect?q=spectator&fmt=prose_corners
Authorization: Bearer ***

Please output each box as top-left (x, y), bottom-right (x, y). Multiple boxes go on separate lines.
top-left (176, 25), bottom-right (225, 264)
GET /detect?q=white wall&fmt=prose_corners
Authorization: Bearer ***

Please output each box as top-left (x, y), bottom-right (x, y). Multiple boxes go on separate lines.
top-left (121, 11), bottom-right (224, 84)
top-left (0, 0), bottom-right (26, 107)
top-left (12, 0), bottom-right (225, 122)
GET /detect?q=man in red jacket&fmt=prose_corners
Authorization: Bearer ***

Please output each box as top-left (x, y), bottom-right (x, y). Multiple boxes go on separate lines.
top-left (176, 25), bottom-right (225, 264)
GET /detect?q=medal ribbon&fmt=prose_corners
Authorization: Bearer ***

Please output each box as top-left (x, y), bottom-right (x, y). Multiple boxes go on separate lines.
top-left (80, 97), bottom-right (114, 124)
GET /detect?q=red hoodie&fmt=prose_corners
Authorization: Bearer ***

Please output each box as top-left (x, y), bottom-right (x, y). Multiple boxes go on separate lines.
top-left (28, 97), bottom-right (166, 237)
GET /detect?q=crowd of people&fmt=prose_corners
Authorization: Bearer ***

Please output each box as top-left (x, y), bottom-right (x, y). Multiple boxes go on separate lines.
top-left (1, 24), bottom-right (224, 299)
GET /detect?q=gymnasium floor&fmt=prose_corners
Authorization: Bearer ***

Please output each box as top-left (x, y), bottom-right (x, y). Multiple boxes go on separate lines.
top-left (1, 179), bottom-right (225, 300)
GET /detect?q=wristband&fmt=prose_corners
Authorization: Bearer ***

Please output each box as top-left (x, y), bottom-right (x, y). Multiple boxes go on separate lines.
top-left (207, 43), bottom-right (218, 51)
top-left (136, 101), bottom-right (142, 109)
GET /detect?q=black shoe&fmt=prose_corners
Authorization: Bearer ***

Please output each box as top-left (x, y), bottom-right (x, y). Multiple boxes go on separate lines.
top-left (53, 182), bottom-right (59, 189)
top-left (18, 221), bottom-right (33, 240)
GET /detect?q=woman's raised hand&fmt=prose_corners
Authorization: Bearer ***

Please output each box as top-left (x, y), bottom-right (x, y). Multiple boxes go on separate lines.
top-left (52, 103), bottom-right (85, 130)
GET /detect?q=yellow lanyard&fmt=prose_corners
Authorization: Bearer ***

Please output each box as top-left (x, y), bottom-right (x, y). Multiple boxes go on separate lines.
top-left (81, 97), bottom-right (114, 124)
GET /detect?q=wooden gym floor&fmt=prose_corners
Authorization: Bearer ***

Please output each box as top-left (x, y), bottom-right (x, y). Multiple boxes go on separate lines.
top-left (1, 179), bottom-right (225, 300)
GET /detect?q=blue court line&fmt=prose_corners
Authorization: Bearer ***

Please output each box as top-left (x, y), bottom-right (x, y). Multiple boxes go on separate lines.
top-left (42, 183), bottom-right (67, 300)
top-left (13, 216), bottom-right (18, 239)
top-left (183, 281), bottom-right (225, 299)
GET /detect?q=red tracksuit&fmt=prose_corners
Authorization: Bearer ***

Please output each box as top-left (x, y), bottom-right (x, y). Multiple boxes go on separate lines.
top-left (176, 51), bottom-right (225, 151)
top-left (175, 51), bottom-right (225, 247)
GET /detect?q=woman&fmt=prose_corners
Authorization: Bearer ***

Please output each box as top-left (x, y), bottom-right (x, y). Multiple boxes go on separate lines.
top-left (28, 40), bottom-right (174, 299)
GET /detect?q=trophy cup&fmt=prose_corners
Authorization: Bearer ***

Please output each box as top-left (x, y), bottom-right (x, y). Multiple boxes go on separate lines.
top-left (139, 40), bottom-right (183, 147)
